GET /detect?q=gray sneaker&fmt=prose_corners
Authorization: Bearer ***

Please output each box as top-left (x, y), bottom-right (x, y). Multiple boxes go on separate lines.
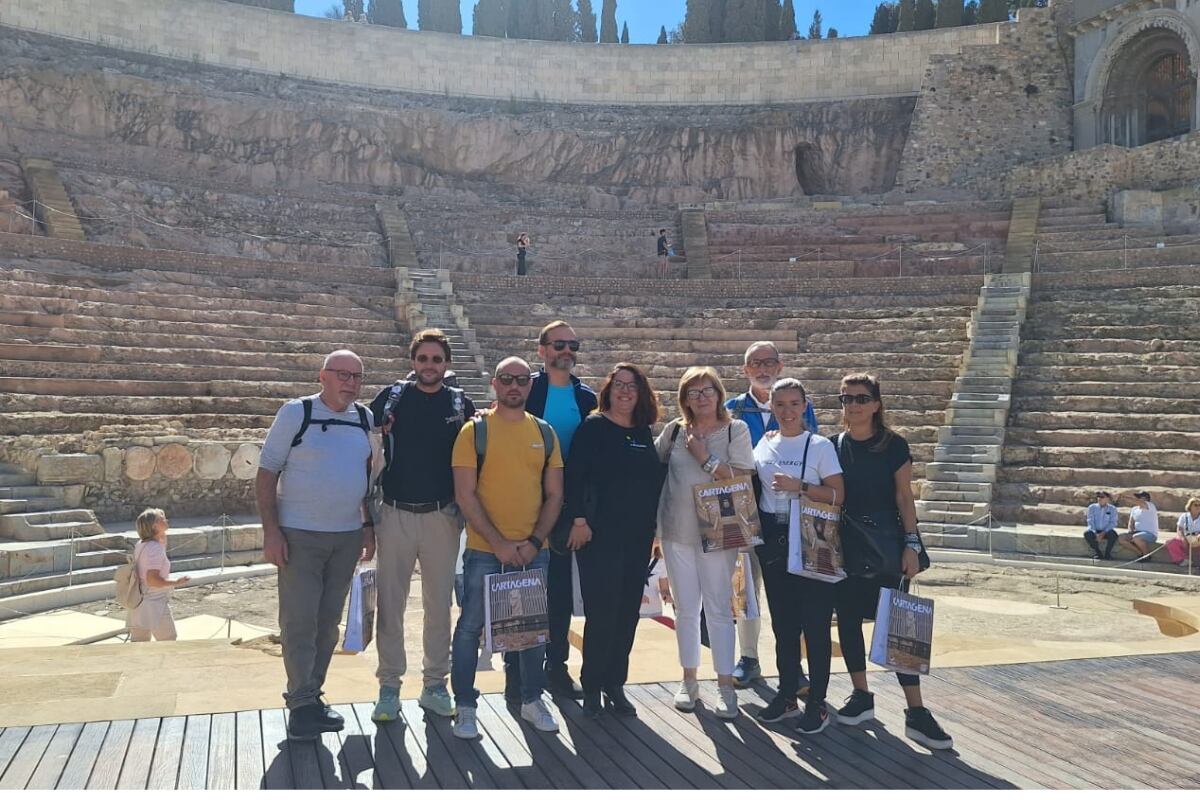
top-left (452, 706), bottom-right (479, 739)
top-left (371, 686), bottom-right (401, 723)
top-left (418, 685), bottom-right (455, 718)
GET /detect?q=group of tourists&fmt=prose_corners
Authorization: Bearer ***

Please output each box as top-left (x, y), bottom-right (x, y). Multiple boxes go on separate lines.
top-left (215, 321), bottom-right (953, 750)
top-left (1083, 491), bottom-right (1200, 565)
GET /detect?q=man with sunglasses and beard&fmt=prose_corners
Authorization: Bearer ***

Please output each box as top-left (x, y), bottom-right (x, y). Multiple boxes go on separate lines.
top-left (367, 329), bottom-right (476, 724)
top-left (505, 320), bottom-right (597, 702)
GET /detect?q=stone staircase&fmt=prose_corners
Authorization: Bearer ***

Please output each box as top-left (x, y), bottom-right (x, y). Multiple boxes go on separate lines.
top-left (377, 202), bottom-right (490, 402)
top-left (680, 208), bottom-right (710, 278)
top-left (920, 272), bottom-right (1031, 539)
top-left (20, 157), bottom-right (86, 241)
top-left (1003, 197), bottom-right (1040, 273)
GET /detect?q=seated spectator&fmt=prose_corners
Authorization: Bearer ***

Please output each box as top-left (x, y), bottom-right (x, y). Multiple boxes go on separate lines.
top-left (1083, 491), bottom-right (1119, 560)
top-left (1120, 491), bottom-right (1159, 558)
top-left (1166, 497), bottom-right (1200, 566)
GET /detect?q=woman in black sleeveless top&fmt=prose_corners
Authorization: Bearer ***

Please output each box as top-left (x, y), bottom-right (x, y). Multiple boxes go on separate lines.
top-left (831, 373), bottom-right (953, 751)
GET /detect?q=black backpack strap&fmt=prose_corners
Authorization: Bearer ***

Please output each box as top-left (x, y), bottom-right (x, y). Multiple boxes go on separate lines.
top-left (474, 417), bottom-right (488, 473)
top-left (354, 403), bottom-right (370, 433)
top-left (291, 398), bottom-right (314, 448)
top-left (535, 417), bottom-right (555, 472)
top-left (670, 420), bottom-right (682, 445)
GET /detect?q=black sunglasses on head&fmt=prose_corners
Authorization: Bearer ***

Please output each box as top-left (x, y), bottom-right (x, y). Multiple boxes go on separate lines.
top-left (838, 393), bottom-right (876, 406)
top-left (544, 339), bottom-right (581, 352)
top-left (497, 373), bottom-right (532, 386)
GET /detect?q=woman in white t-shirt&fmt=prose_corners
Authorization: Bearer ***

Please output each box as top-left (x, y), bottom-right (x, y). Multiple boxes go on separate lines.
top-left (128, 508), bottom-right (190, 642)
top-left (1167, 497), bottom-right (1200, 566)
top-left (751, 378), bottom-right (843, 728)
top-left (1121, 491), bottom-right (1159, 558)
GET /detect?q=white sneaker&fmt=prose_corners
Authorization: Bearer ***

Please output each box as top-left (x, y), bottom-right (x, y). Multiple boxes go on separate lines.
top-left (715, 686), bottom-right (740, 720)
top-left (520, 698), bottom-right (560, 733)
top-left (674, 680), bottom-right (700, 711)
top-left (452, 706), bottom-right (479, 739)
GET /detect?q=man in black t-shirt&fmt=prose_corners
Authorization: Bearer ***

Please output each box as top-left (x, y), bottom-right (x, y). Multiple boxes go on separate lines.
top-left (367, 329), bottom-right (476, 725)
top-left (656, 228), bottom-right (670, 278)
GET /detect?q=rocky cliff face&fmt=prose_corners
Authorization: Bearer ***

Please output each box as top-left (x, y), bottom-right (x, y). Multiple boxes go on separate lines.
top-left (0, 29), bottom-right (916, 204)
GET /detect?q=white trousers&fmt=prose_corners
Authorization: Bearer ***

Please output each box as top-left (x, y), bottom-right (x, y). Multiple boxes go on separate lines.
top-left (128, 593), bottom-right (177, 642)
top-left (737, 548), bottom-right (763, 659)
top-left (662, 538), bottom-right (739, 676)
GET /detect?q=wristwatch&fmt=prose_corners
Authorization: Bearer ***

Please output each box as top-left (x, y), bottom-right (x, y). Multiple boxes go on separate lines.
top-left (526, 535), bottom-right (543, 549)
top-left (702, 456), bottom-right (720, 474)
top-left (904, 532), bottom-right (923, 553)
top-left (800, 481), bottom-right (810, 493)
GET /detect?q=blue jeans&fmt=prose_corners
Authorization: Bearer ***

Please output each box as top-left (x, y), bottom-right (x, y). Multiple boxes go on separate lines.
top-left (452, 547), bottom-right (549, 708)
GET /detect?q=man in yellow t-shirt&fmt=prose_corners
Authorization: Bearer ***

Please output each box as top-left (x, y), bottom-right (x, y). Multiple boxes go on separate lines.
top-left (449, 357), bottom-right (564, 740)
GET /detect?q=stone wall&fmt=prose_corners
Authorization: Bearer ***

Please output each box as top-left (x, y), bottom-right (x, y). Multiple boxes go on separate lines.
top-left (999, 130), bottom-right (1200, 204)
top-left (899, 6), bottom-right (1074, 192)
top-left (0, 0), bottom-right (1005, 106)
top-left (0, 435), bottom-right (259, 522)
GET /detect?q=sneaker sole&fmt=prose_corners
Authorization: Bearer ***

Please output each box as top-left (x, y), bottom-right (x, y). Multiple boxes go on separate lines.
top-left (798, 716), bottom-right (831, 735)
top-left (715, 709), bottom-right (740, 720)
top-left (836, 708), bottom-right (875, 726)
top-left (418, 700), bottom-right (456, 718)
top-left (758, 708), bottom-right (801, 723)
top-left (906, 726), bottom-right (954, 750)
top-left (286, 729), bottom-right (321, 742)
top-left (371, 709), bottom-right (400, 723)
top-left (452, 728), bottom-right (479, 740)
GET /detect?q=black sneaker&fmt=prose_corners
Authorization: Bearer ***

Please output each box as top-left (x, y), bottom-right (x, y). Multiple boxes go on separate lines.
top-left (757, 693), bottom-right (800, 723)
top-left (315, 700), bottom-right (345, 732)
top-left (603, 686), bottom-right (637, 717)
top-left (546, 667), bottom-right (584, 700)
top-left (796, 676), bottom-right (811, 700)
top-left (504, 663), bottom-right (522, 705)
top-left (835, 689), bottom-right (875, 725)
top-left (796, 700), bottom-right (830, 735)
top-left (732, 657), bottom-right (762, 687)
top-left (287, 704), bottom-right (324, 741)
top-left (905, 707), bottom-right (954, 750)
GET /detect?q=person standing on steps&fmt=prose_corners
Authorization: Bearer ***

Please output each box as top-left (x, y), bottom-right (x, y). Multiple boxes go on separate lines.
top-left (656, 229), bottom-right (670, 278)
top-left (258, 349), bottom-right (376, 742)
top-left (367, 329), bottom-right (476, 724)
top-left (516, 232), bottom-right (531, 276)
top-left (127, 508), bottom-right (190, 642)
top-left (504, 320), bottom-right (597, 703)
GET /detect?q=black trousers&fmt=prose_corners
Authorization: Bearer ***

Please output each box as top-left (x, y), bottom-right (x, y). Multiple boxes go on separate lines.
top-left (1085, 529), bottom-right (1118, 558)
top-left (575, 534), bottom-right (652, 691)
top-left (756, 515), bottom-right (809, 697)
top-left (516, 250), bottom-right (527, 275)
top-left (506, 546), bottom-right (573, 681)
top-left (836, 576), bottom-right (920, 689)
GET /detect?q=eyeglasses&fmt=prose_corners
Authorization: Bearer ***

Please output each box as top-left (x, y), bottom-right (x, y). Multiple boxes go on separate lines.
top-left (838, 393), bottom-right (875, 406)
top-left (612, 379), bottom-right (638, 393)
top-left (685, 386), bottom-right (718, 401)
top-left (747, 358), bottom-right (780, 370)
top-left (545, 339), bottom-right (581, 352)
top-left (496, 373), bottom-right (532, 386)
top-left (326, 369), bottom-right (363, 383)
top-left (415, 354), bottom-right (446, 364)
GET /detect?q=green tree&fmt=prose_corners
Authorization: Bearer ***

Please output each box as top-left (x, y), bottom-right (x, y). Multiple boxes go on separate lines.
top-left (576, 0), bottom-right (597, 41)
top-left (978, 0), bottom-right (1007, 22)
top-left (935, 0), bottom-right (961, 27)
top-left (323, 3), bottom-right (344, 18)
top-left (620, 20), bottom-right (629, 42)
top-left (897, 0), bottom-right (914, 30)
top-left (551, 0), bottom-right (576, 39)
top-left (807, 8), bottom-right (822, 39)
top-left (473, 0), bottom-right (506, 36)
top-left (657, 24), bottom-right (669, 43)
top-left (763, 0), bottom-right (781, 41)
top-left (513, 0), bottom-right (551, 39)
top-left (869, 2), bottom-right (898, 34)
top-left (343, 0), bottom-right (364, 19)
top-left (599, 0), bottom-right (618, 41)
top-left (827, 27), bottom-right (838, 37)
top-left (963, 0), bottom-right (977, 23)
top-left (369, 0), bottom-right (408, 26)
top-left (682, 0), bottom-right (713, 42)
top-left (779, 0), bottom-right (798, 38)
top-left (724, 0), bottom-right (765, 42)
top-left (914, 0), bottom-right (935, 29)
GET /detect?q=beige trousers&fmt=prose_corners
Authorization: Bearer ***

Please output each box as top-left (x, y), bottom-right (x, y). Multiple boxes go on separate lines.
top-left (737, 548), bottom-right (764, 659)
top-left (375, 504), bottom-right (461, 690)
top-left (128, 593), bottom-right (177, 642)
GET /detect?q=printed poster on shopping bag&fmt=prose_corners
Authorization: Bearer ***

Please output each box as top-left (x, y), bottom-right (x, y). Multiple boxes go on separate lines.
top-left (787, 499), bottom-right (846, 583)
top-left (484, 567), bottom-right (550, 654)
top-left (869, 588), bottom-right (934, 676)
top-left (732, 551), bottom-right (760, 620)
top-left (341, 567), bottom-right (377, 653)
top-left (692, 476), bottom-right (763, 553)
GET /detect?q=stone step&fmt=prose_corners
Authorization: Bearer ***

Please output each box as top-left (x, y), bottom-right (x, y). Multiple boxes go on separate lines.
top-left (922, 488), bottom-right (992, 503)
top-left (1010, 410), bottom-right (1200, 433)
top-left (1003, 445), bottom-right (1198, 471)
top-left (999, 464), bottom-right (1200, 491)
top-left (933, 443), bottom-right (1002, 461)
top-left (993, 482), bottom-right (1197, 514)
top-left (1007, 427), bottom-right (1200, 451)
top-left (991, 500), bottom-right (1181, 531)
top-left (937, 427), bottom-right (1004, 446)
top-left (0, 497), bottom-right (61, 514)
top-left (926, 462), bottom-right (997, 482)
top-left (0, 472), bottom-right (37, 488)
top-left (0, 510), bottom-right (105, 540)
top-left (1012, 393), bottom-right (1200, 415)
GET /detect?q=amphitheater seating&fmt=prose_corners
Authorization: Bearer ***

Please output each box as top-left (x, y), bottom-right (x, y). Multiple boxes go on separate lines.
top-left (702, 201), bottom-right (1011, 280)
top-left (994, 266), bottom-right (1200, 531)
top-left (457, 274), bottom-right (984, 481)
top-left (1033, 200), bottom-right (1200, 274)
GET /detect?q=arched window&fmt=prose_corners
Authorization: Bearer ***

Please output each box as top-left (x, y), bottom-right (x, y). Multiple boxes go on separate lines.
top-left (1100, 28), bottom-right (1196, 147)
top-left (1144, 52), bottom-right (1194, 143)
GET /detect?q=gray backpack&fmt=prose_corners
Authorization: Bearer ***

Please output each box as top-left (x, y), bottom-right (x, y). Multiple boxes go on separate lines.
top-left (113, 546), bottom-right (144, 610)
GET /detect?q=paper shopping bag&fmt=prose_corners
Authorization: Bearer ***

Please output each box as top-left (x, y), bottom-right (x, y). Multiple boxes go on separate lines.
top-left (692, 476), bottom-right (763, 553)
top-left (484, 567), bottom-right (550, 654)
top-left (869, 586), bottom-right (934, 676)
top-left (732, 551), bottom-right (760, 620)
top-left (787, 498), bottom-right (846, 583)
top-left (341, 566), bottom-right (377, 653)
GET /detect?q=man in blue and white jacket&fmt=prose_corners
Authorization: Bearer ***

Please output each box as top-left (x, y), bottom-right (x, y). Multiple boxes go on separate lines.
top-left (1084, 491), bottom-right (1120, 560)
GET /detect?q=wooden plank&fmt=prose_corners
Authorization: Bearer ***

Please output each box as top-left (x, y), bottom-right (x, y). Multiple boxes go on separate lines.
top-left (281, 709), bottom-right (324, 790)
top-left (235, 711), bottom-right (265, 790)
top-left (25, 722), bottom-right (82, 790)
top-left (176, 714), bottom-right (211, 790)
top-left (331, 704), bottom-right (377, 790)
top-left (56, 721), bottom-right (109, 789)
top-left (417, 704), bottom-right (503, 790)
top-left (471, 698), bottom-right (555, 790)
top-left (206, 712), bottom-right (237, 790)
top-left (0, 728), bottom-right (31, 784)
top-left (596, 690), bottom-right (724, 790)
top-left (353, 702), bottom-right (432, 790)
top-left (400, 698), bottom-right (467, 789)
top-left (347, 704), bottom-right (411, 790)
top-left (545, 695), bottom-right (668, 790)
top-left (586, 690), bottom-right (698, 788)
top-left (111, 718), bottom-right (154, 790)
top-left (478, 694), bottom-right (592, 790)
top-left (318, 726), bottom-right (349, 789)
top-left (0, 725), bottom-right (55, 790)
top-left (259, 709), bottom-right (294, 790)
top-left (146, 716), bottom-right (185, 790)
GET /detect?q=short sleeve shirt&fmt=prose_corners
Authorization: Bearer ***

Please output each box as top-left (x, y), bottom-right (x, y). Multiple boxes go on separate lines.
top-left (753, 431), bottom-right (843, 514)
top-left (1179, 513), bottom-right (1200, 535)
top-left (134, 539), bottom-right (171, 599)
top-left (1130, 503), bottom-right (1159, 536)
top-left (541, 384), bottom-right (582, 458)
top-left (452, 413), bottom-right (563, 553)
top-left (835, 431), bottom-right (912, 520)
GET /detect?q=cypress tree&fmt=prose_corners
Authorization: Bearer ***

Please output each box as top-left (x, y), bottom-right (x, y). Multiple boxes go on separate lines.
top-left (764, 0), bottom-right (782, 41)
top-left (827, 27), bottom-right (838, 37)
top-left (869, 3), bottom-right (892, 34)
top-left (807, 9), bottom-right (822, 39)
top-left (979, 0), bottom-right (1008, 22)
top-left (935, 0), bottom-right (962, 27)
top-left (576, 0), bottom-right (598, 42)
top-left (963, 0), bottom-right (978, 23)
top-left (599, 0), bottom-right (618, 41)
top-left (724, 0), bottom-right (765, 42)
top-left (779, 0), bottom-right (797, 39)
top-left (343, 0), bottom-right (364, 19)
top-left (897, 0), bottom-right (914, 30)
top-left (657, 25), bottom-right (669, 43)
top-left (369, 0), bottom-right (408, 26)
top-left (682, 0), bottom-right (713, 42)
top-left (551, 0), bottom-right (576, 39)
top-left (620, 21), bottom-right (629, 42)
top-left (914, 0), bottom-right (935, 29)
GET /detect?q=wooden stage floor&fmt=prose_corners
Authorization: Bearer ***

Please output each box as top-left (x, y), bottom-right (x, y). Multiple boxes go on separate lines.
top-left (2, 653), bottom-right (1198, 790)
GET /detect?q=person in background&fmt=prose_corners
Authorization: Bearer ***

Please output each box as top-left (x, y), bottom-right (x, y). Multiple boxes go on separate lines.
top-left (656, 229), bottom-right (670, 278)
top-left (516, 232), bottom-right (531, 276)
top-left (1167, 497), bottom-right (1200, 566)
top-left (1121, 491), bottom-right (1159, 558)
top-left (127, 508), bottom-right (190, 642)
top-left (1083, 491), bottom-right (1120, 560)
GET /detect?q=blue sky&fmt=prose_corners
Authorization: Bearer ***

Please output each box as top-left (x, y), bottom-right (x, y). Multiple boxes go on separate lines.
top-left (293, 1), bottom-right (880, 42)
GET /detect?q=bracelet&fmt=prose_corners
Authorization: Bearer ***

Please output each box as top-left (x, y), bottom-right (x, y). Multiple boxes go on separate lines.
top-left (702, 456), bottom-right (720, 474)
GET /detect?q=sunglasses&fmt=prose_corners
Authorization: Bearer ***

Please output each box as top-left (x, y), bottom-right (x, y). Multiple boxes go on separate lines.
top-left (544, 339), bottom-right (581, 352)
top-left (838, 393), bottom-right (876, 406)
top-left (415, 354), bottom-right (445, 364)
top-left (496, 373), bottom-right (532, 386)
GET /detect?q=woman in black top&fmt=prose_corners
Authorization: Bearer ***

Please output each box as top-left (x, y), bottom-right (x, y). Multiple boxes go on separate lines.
top-left (831, 373), bottom-right (953, 750)
top-left (564, 363), bottom-right (664, 718)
